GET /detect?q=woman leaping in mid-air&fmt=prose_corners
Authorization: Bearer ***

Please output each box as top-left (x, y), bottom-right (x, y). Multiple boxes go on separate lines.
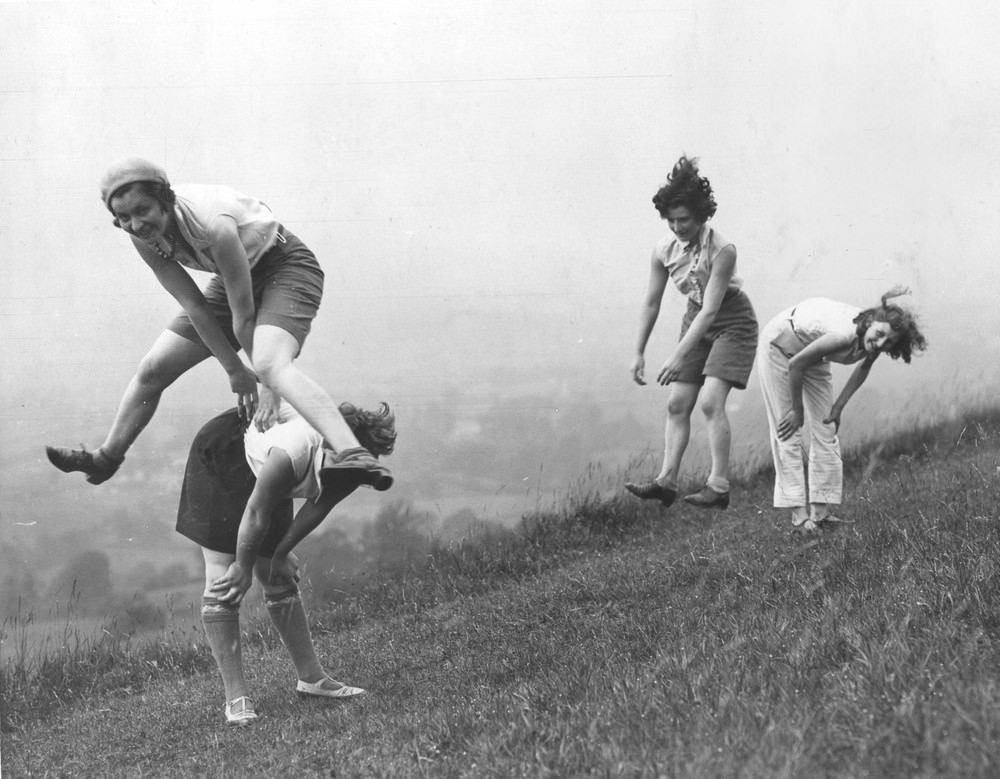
top-left (47, 158), bottom-right (390, 491)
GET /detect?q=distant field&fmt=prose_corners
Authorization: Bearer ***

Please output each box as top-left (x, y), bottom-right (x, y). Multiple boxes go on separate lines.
top-left (4, 411), bottom-right (1000, 778)
top-left (1, 580), bottom-right (264, 665)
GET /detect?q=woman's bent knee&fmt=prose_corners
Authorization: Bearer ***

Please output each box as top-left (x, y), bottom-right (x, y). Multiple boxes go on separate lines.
top-left (136, 335), bottom-right (206, 390)
top-left (666, 385), bottom-right (699, 417)
top-left (700, 397), bottom-right (729, 420)
top-left (251, 349), bottom-right (294, 387)
top-left (135, 353), bottom-right (177, 390)
top-left (251, 326), bottom-right (300, 385)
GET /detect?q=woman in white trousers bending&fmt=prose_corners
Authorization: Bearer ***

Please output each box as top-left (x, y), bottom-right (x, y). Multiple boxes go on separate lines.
top-left (757, 288), bottom-right (926, 531)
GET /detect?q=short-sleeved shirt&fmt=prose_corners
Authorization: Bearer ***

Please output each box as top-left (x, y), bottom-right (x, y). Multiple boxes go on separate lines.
top-left (244, 401), bottom-right (325, 500)
top-left (654, 223), bottom-right (742, 306)
top-left (787, 298), bottom-right (866, 364)
top-left (169, 183), bottom-right (280, 274)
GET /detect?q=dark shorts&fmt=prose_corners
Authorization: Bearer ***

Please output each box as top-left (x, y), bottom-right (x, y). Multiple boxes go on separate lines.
top-left (676, 289), bottom-right (759, 389)
top-left (167, 227), bottom-right (325, 355)
top-left (175, 409), bottom-right (292, 557)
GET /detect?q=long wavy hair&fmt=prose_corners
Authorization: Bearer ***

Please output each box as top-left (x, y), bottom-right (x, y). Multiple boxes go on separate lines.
top-left (651, 155), bottom-right (718, 223)
top-left (340, 401), bottom-right (397, 456)
top-left (853, 286), bottom-right (928, 363)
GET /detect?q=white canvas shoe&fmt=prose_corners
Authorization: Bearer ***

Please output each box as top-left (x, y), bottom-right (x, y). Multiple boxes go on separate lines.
top-left (225, 696), bottom-right (258, 726)
top-left (790, 507), bottom-right (810, 527)
top-left (296, 677), bottom-right (366, 699)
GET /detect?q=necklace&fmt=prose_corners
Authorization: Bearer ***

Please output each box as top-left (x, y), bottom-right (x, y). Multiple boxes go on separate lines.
top-left (148, 233), bottom-right (176, 261)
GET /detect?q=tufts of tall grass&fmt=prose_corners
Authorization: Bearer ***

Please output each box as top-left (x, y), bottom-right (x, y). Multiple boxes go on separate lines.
top-left (0, 593), bottom-right (213, 733)
top-left (1, 457), bottom-right (662, 732)
top-left (368, 414), bottom-right (1000, 776)
top-left (314, 465), bottom-right (664, 632)
top-left (5, 406), bottom-right (1000, 777)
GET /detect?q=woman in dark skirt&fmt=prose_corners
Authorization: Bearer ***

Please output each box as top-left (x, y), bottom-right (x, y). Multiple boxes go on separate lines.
top-left (626, 156), bottom-right (758, 510)
top-left (178, 390), bottom-right (396, 725)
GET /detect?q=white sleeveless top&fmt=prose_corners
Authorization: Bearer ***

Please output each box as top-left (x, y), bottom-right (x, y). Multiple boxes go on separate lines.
top-left (786, 298), bottom-right (866, 364)
top-left (169, 183), bottom-right (280, 274)
top-left (244, 402), bottom-right (325, 500)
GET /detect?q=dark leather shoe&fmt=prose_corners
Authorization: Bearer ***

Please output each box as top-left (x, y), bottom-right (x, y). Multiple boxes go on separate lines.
top-left (319, 446), bottom-right (393, 491)
top-left (624, 480), bottom-right (678, 507)
top-left (45, 445), bottom-right (123, 485)
top-left (683, 485), bottom-right (730, 509)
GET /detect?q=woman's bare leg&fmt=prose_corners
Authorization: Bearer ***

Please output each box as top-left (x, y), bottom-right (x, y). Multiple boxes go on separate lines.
top-left (47, 330), bottom-right (210, 483)
top-left (698, 377), bottom-right (735, 492)
top-left (251, 325), bottom-right (361, 453)
top-left (625, 382), bottom-right (699, 506)
top-left (101, 330), bottom-right (212, 457)
top-left (656, 382), bottom-right (700, 488)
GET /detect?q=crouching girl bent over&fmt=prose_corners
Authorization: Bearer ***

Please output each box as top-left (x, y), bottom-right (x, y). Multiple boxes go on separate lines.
top-left (177, 391), bottom-right (396, 725)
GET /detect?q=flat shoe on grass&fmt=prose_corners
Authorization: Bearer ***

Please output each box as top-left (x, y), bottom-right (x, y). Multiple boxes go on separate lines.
top-left (297, 677), bottom-right (366, 699)
top-left (225, 696), bottom-right (258, 726)
top-left (814, 513), bottom-right (854, 525)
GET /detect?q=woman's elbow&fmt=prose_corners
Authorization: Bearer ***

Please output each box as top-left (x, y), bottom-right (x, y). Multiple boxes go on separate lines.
top-left (693, 306), bottom-right (720, 328)
top-left (186, 303), bottom-right (217, 327)
top-left (639, 303), bottom-right (660, 324)
top-left (243, 504), bottom-right (272, 532)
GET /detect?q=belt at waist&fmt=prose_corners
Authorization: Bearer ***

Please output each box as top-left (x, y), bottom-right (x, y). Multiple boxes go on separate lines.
top-left (787, 307), bottom-right (808, 343)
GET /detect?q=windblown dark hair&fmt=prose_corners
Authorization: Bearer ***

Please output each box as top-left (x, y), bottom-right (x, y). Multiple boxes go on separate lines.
top-left (853, 286), bottom-right (928, 363)
top-left (108, 180), bottom-right (177, 227)
top-left (652, 155), bottom-right (718, 222)
top-left (340, 401), bottom-right (396, 457)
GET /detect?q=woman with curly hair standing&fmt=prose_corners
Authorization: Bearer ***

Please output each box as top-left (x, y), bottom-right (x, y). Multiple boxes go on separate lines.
top-left (626, 156), bottom-right (758, 510)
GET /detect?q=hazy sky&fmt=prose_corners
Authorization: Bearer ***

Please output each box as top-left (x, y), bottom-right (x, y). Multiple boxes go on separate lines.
top-left (3, 1), bottom-right (999, 522)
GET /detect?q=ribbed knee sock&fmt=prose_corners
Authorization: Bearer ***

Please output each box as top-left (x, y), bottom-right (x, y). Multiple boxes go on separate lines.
top-left (202, 596), bottom-right (246, 701)
top-left (265, 585), bottom-right (324, 684)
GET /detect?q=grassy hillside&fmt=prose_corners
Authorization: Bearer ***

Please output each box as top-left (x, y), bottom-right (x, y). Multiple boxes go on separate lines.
top-left (4, 413), bottom-right (1000, 778)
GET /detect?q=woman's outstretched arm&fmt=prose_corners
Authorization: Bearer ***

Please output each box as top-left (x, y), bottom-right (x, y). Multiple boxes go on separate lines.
top-left (824, 353), bottom-right (879, 431)
top-left (778, 332), bottom-right (855, 440)
top-left (209, 449), bottom-right (295, 604)
top-left (631, 252), bottom-right (670, 385)
top-left (207, 216), bottom-right (257, 359)
top-left (136, 238), bottom-right (259, 416)
top-left (265, 480), bottom-right (359, 582)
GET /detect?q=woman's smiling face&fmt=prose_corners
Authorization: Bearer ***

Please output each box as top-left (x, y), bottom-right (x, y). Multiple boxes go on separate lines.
top-left (110, 186), bottom-right (172, 242)
top-left (863, 320), bottom-right (899, 354)
top-left (664, 205), bottom-right (702, 244)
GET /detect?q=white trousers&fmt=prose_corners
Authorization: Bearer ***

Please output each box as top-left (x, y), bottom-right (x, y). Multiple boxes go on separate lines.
top-left (757, 319), bottom-right (843, 508)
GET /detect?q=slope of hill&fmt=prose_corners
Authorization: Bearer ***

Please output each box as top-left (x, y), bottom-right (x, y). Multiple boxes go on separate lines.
top-left (4, 413), bottom-right (1000, 778)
